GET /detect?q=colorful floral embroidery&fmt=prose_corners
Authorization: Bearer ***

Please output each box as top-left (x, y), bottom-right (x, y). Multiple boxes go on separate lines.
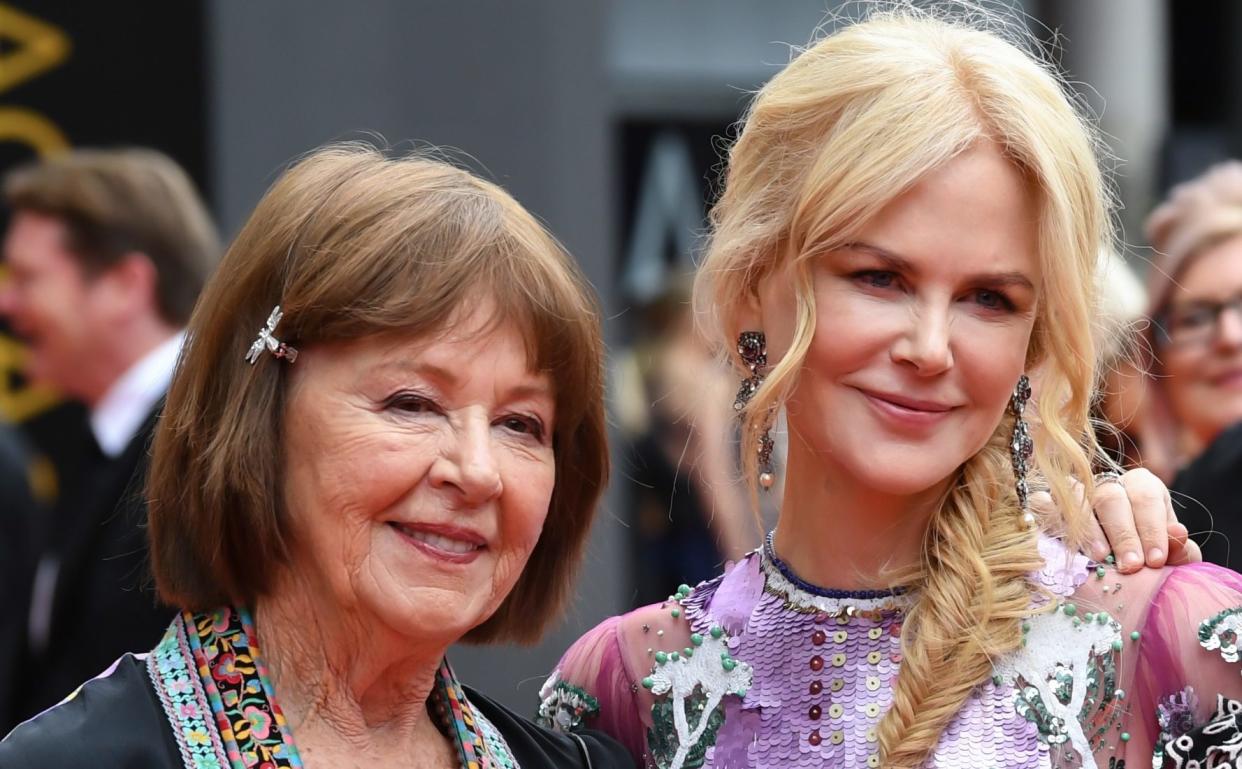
top-left (147, 615), bottom-right (230, 769)
top-left (432, 660), bottom-right (499, 769)
top-left (148, 607), bottom-right (518, 769)
top-left (187, 607), bottom-right (301, 768)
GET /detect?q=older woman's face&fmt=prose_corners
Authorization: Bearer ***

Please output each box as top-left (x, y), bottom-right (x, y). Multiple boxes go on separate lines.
top-left (1161, 235), bottom-right (1242, 448)
top-left (757, 141), bottom-right (1040, 496)
top-left (280, 301), bottom-right (556, 644)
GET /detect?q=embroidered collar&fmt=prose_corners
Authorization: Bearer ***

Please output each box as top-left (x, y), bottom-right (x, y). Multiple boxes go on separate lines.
top-left (146, 606), bottom-right (515, 769)
top-left (758, 541), bottom-right (914, 617)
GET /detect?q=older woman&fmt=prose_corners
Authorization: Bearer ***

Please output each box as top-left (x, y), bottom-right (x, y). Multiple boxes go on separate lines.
top-left (0, 146), bottom-right (629, 767)
top-left (1143, 162), bottom-right (1242, 565)
top-left (540, 8), bottom-right (1242, 769)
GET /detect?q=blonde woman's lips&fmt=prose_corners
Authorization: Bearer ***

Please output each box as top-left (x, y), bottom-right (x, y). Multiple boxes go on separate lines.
top-left (856, 387), bottom-right (957, 429)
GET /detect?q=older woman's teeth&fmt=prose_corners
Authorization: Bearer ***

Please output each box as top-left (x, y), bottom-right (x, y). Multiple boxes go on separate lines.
top-left (401, 528), bottom-right (481, 554)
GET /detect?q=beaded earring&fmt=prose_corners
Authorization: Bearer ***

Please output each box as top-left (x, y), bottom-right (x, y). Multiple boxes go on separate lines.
top-left (1009, 373), bottom-right (1036, 528)
top-left (733, 331), bottom-right (776, 489)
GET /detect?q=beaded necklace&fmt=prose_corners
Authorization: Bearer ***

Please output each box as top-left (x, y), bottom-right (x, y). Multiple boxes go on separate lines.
top-left (761, 532), bottom-right (913, 619)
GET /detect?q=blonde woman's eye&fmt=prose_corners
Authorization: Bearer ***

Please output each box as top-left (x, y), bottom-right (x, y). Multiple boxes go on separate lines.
top-left (854, 270), bottom-right (897, 289)
top-left (973, 289), bottom-right (1015, 311)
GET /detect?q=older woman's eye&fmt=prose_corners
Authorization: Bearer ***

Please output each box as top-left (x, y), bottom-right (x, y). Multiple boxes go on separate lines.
top-left (385, 393), bottom-right (437, 413)
top-left (499, 415), bottom-right (545, 441)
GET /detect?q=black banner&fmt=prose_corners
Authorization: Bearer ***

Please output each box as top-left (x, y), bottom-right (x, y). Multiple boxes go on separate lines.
top-left (0, 1), bottom-right (208, 495)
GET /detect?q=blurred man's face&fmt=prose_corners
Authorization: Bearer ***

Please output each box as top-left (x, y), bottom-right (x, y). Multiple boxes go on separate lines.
top-left (0, 211), bottom-right (104, 398)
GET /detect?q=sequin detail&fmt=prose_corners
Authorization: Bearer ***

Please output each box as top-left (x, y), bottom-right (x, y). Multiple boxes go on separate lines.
top-left (1153, 687), bottom-right (1200, 766)
top-left (536, 675), bottom-right (601, 732)
top-left (1161, 694), bottom-right (1242, 767)
top-left (634, 539), bottom-right (1118, 768)
top-left (643, 627), bottom-right (752, 769)
top-left (996, 600), bottom-right (1123, 767)
top-left (1199, 606), bottom-right (1242, 667)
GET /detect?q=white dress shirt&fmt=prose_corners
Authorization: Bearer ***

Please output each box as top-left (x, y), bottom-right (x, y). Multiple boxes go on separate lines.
top-left (89, 330), bottom-right (184, 458)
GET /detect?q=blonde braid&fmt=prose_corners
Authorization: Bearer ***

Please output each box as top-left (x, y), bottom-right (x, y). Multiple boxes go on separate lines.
top-left (876, 424), bottom-right (1046, 767)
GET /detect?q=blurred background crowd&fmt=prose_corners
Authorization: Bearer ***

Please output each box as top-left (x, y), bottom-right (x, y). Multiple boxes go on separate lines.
top-left (2, 0), bottom-right (1242, 727)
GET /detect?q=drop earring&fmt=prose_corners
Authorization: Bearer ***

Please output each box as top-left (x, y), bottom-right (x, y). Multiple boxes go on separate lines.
top-left (734, 331), bottom-right (776, 489)
top-left (1008, 373), bottom-right (1036, 528)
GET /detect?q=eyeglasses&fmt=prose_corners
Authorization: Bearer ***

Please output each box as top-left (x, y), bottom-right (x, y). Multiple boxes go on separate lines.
top-left (1156, 293), bottom-right (1242, 347)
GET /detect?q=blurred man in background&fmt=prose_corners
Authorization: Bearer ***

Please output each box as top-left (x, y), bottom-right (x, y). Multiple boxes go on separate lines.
top-left (0, 148), bottom-right (218, 728)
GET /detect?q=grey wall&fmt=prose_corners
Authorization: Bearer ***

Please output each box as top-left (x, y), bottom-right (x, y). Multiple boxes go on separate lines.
top-left (209, 0), bottom-right (622, 713)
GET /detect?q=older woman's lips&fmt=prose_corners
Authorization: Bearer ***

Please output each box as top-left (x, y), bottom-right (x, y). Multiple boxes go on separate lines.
top-left (389, 523), bottom-right (486, 564)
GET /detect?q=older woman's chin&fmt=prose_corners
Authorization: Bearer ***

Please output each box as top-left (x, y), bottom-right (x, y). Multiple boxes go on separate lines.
top-left (350, 577), bottom-right (502, 641)
top-left (348, 550), bottom-right (523, 643)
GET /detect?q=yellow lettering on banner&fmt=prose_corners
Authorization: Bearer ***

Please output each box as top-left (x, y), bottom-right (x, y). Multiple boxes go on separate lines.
top-left (0, 104), bottom-right (70, 419)
top-left (0, 106), bottom-right (69, 154)
top-left (0, 4), bottom-right (71, 94)
top-left (0, 335), bottom-right (59, 422)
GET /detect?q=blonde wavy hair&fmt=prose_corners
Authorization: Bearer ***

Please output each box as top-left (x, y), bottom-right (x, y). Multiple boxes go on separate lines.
top-left (694, 6), bottom-right (1109, 767)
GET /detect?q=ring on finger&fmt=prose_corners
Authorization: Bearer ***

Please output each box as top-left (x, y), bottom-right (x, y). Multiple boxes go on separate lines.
top-left (1093, 470), bottom-right (1124, 487)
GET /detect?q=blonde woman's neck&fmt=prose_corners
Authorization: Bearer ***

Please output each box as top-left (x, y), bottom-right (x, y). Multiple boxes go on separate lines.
top-left (773, 444), bottom-right (946, 590)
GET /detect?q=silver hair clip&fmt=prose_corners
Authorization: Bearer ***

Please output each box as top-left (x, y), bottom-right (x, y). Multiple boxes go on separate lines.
top-left (245, 305), bottom-right (298, 365)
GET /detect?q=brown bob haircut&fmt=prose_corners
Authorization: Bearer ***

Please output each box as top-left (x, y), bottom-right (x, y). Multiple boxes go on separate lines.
top-left (148, 144), bottom-right (608, 644)
top-left (4, 147), bottom-right (219, 325)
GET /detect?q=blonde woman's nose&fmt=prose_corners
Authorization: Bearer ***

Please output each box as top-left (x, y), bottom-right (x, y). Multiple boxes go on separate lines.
top-left (892, 307), bottom-right (954, 376)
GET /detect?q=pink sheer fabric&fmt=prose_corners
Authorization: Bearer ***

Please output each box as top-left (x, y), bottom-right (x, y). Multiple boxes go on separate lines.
top-left (549, 606), bottom-right (692, 764)
top-left (552, 555), bottom-right (1242, 768)
top-left (1122, 562), bottom-right (1242, 764)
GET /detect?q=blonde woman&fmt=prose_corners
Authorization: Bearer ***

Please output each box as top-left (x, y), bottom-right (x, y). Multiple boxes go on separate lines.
top-left (538, 8), bottom-right (1242, 769)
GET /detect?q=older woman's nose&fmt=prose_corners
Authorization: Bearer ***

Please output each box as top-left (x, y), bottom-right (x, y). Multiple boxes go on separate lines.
top-left (430, 422), bottom-right (504, 506)
top-left (891, 306), bottom-right (954, 376)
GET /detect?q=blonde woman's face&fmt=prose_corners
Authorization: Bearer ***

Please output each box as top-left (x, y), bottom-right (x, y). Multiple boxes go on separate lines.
top-left (758, 141), bottom-right (1041, 498)
top-left (1161, 234), bottom-right (1242, 447)
top-left (279, 299), bottom-right (556, 646)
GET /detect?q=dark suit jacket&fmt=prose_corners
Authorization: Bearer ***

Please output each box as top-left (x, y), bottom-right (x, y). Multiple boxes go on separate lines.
top-left (4, 404), bottom-right (173, 730)
top-left (0, 426), bottom-right (39, 731)
top-left (1174, 421), bottom-right (1242, 569)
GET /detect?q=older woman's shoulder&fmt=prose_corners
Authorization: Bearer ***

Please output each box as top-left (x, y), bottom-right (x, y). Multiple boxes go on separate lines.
top-left (0, 654), bottom-right (180, 768)
top-left (466, 685), bottom-right (634, 768)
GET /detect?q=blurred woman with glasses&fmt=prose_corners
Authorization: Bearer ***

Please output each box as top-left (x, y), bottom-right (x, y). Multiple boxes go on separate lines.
top-left (1144, 161), bottom-right (1242, 565)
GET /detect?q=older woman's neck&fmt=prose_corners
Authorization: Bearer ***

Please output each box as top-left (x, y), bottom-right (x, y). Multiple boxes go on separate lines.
top-left (254, 572), bottom-right (449, 757)
top-left (773, 446), bottom-right (946, 591)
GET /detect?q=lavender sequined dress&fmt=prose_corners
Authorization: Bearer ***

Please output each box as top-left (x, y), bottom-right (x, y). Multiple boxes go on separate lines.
top-left (540, 536), bottom-right (1242, 769)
